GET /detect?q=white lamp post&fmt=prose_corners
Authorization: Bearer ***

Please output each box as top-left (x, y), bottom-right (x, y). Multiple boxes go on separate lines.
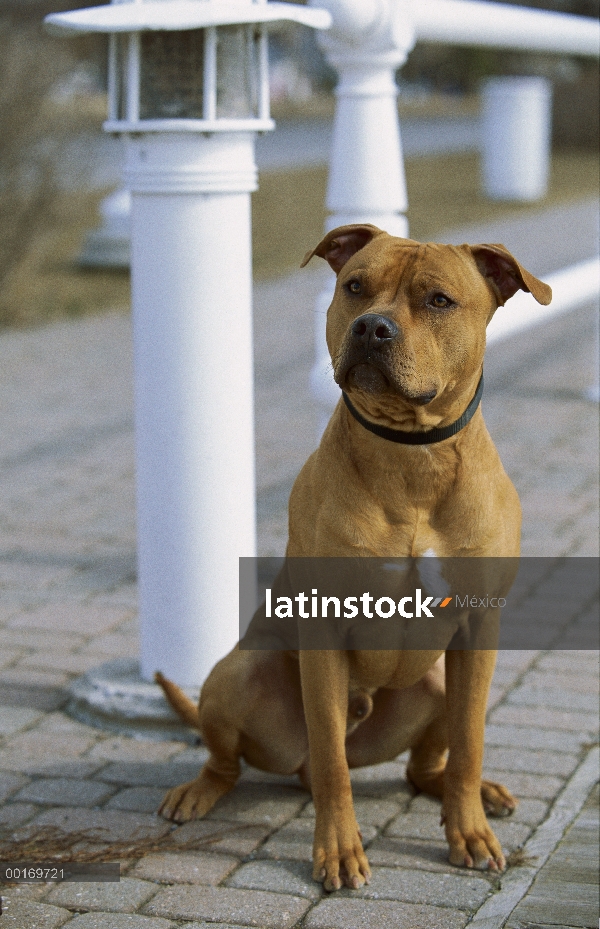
top-left (46, 0), bottom-right (331, 691)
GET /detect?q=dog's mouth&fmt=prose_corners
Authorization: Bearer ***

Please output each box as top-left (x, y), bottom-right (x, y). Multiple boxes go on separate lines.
top-left (345, 362), bottom-right (390, 394)
top-left (340, 361), bottom-right (438, 407)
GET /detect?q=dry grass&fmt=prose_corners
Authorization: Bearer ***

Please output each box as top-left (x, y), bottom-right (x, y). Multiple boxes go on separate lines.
top-left (253, 149), bottom-right (599, 279)
top-left (1, 149), bottom-right (597, 328)
top-left (0, 823), bottom-right (255, 864)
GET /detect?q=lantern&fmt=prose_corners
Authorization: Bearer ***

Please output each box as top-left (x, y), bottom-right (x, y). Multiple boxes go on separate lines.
top-left (45, 0), bottom-right (331, 703)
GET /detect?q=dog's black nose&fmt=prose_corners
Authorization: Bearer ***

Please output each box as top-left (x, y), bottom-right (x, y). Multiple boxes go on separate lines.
top-left (351, 314), bottom-right (398, 345)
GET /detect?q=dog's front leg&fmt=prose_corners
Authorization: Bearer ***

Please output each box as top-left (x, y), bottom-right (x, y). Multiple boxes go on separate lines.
top-left (299, 650), bottom-right (371, 891)
top-left (443, 648), bottom-right (506, 871)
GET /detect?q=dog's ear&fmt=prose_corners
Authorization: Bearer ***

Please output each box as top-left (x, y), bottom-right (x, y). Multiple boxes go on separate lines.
top-left (470, 244), bottom-right (552, 306)
top-left (301, 224), bottom-right (382, 274)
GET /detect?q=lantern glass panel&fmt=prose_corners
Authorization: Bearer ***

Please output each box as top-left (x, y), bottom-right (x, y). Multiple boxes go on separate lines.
top-left (216, 25), bottom-right (258, 119)
top-left (140, 30), bottom-right (204, 119)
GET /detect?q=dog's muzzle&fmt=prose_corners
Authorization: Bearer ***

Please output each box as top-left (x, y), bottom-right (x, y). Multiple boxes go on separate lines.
top-left (336, 313), bottom-right (398, 394)
top-left (337, 314), bottom-right (436, 405)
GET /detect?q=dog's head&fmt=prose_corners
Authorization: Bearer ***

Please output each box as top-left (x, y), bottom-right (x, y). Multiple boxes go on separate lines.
top-left (302, 224), bottom-right (551, 428)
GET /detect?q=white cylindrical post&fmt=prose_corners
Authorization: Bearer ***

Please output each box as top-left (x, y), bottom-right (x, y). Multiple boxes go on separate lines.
top-left (482, 76), bottom-right (552, 201)
top-left (309, 0), bottom-right (416, 434)
top-left (126, 133), bottom-right (257, 687)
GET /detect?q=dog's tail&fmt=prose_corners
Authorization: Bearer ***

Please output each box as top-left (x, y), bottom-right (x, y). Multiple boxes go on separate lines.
top-left (154, 671), bottom-right (201, 730)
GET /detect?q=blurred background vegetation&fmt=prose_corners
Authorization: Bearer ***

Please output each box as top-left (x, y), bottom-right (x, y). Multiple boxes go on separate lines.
top-left (0, 0), bottom-right (598, 327)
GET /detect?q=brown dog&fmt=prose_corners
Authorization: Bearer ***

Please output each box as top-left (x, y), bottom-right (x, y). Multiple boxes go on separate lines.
top-left (156, 224), bottom-right (552, 891)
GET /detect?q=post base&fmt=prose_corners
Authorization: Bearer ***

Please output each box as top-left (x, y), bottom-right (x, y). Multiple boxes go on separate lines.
top-left (66, 658), bottom-right (200, 743)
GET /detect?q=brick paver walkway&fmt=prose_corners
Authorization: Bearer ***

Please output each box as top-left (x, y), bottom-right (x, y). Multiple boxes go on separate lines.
top-left (0, 201), bottom-right (598, 928)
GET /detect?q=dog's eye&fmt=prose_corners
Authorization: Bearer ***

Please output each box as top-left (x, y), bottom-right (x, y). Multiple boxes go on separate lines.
top-left (347, 280), bottom-right (362, 295)
top-left (429, 293), bottom-right (452, 309)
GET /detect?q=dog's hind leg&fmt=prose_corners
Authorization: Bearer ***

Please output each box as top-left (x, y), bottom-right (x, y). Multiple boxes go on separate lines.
top-left (404, 659), bottom-right (449, 799)
top-left (404, 660), bottom-right (516, 818)
top-left (159, 713), bottom-right (241, 823)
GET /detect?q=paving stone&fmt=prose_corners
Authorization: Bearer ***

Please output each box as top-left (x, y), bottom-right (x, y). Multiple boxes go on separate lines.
top-left (0, 801), bottom-right (37, 828)
top-left (0, 736), bottom-right (101, 774)
top-left (176, 924), bottom-right (256, 929)
top-left (489, 704), bottom-right (599, 733)
top-left (106, 786), bottom-right (167, 813)
top-left (172, 747), bottom-right (220, 767)
top-left (484, 723), bottom-right (587, 753)
top-left (563, 824), bottom-right (600, 851)
top-left (260, 817), bottom-right (377, 863)
top-left (0, 729), bottom-right (98, 761)
top-left (0, 897), bottom-right (72, 928)
top-left (506, 685), bottom-right (599, 712)
top-left (143, 884), bottom-right (310, 927)
top-left (508, 894), bottom-right (599, 928)
top-left (408, 793), bottom-right (442, 815)
top-left (204, 782), bottom-right (307, 827)
top-left (0, 770), bottom-right (28, 802)
top-left (47, 878), bottom-right (158, 913)
top-left (534, 651), bottom-right (599, 674)
top-left (522, 669), bottom-right (600, 694)
top-left (13, 777), bottom-right (116, 807)
top-left (19, 760), bottom-right (106, 779)
top-left (130, 851), bottom-right (238, 885)
top-left (226, 860), bottom-right (323, 900)
top-left (493, 652), bottom-right (538, 672)
top-left (235, 768), bottom-right (303, 790)
top-left (171, 819), bottom-right (272, 858)
top-left (384, 812), bottom-right (445, 841)
top-left (506, 797), bottom-right (549, 827)
top-left (303, 897), bottom-right (469, 928)
top-left (366, 836), bottom-right (473, 873)
top-left (485, 819), bottom-right (532, 852)
top-left (7, 604), bottom-right (130, 636)
top-left (87, 737), bottom-right (184, 763)
top-left (0, 667), bottom-right (72, 690)
top-left (0, 648), bottom-right (23, 670)
top-left (348, 761), bottom-right (413, 801)
top-left (481, 770), bottom-right (565, 800)
top-left (0, 682), bottom-right (67, 713)
top-left (96, 760), bottom-right (208, 788)
top-left (348, 866), bottom-right (491, 909)
top-left (0, 628), bottom-right (88, 652)
top-left (78, 633), bottom-right (140, 659)
top-left (0, 706), bottom-right (45, 738)
top-left (542, 844), bottom-right (599, 884)
top-left (65, 914), bottom-right (175, 929)
top-left (17, 807), bottom-right (173, 844)
top-left (483, 746), bottom-right (579, 777)
top-left (17, 651), bottom-right (106, 675)
top-left (533, 876), bottom-right (599, 901)
top-left (301, 797), bottom-right (401, 828)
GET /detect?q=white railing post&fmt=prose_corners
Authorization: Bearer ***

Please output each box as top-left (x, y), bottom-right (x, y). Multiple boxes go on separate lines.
top-left (309, 0), bottom-right (416, 434)
top-left (482, 76), bottom-right (553, 201)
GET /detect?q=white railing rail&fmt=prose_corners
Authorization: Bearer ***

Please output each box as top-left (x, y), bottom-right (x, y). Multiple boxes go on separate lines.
top-left (413, 0), bottom-right (600, 53)
top-left (309, 0), bottom-right (600, 432)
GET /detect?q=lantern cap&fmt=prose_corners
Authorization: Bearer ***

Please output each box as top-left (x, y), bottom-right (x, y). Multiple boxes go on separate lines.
top-left (45, 0), bottom-right (332, 37)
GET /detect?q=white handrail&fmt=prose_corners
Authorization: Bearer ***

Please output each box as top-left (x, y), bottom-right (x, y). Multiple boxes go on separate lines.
top-left (413, 0), bottom-right (600, 56)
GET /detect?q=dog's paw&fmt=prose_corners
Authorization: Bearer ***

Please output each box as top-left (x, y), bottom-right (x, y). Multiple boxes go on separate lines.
top-left (158, 775), bottom-right (228, 823)
top-left (444, 805), bottom-right (506, 871)
top-left (481, 778), bottom-right (517, 817)
top-left (312, 818), bottom-right (371, 891)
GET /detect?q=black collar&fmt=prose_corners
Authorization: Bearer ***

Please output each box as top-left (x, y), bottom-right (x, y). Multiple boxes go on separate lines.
top-left (342, 374), bottom-right (484, 445)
